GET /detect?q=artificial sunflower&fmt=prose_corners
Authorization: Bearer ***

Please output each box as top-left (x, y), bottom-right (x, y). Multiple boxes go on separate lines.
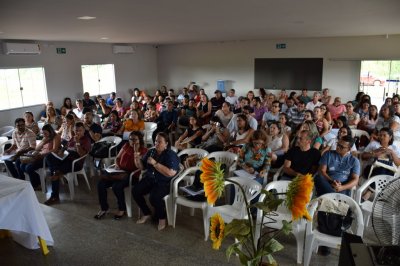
top-left (286, 173), bottom-right (314, 221)
top-left (210, 213), bottom-right (225, 250)
top-left (200, 157), bottom-right (225, 205)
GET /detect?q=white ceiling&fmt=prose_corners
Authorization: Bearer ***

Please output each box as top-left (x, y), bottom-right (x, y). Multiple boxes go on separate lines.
top-left (0, 0), bottom-right (399, 45)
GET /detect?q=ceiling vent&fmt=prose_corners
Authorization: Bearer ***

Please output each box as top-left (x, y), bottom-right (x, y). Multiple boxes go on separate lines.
top-left (3, 42), bottom-right (41, 55)
top-left (112, 45), bottom-right (134, 54)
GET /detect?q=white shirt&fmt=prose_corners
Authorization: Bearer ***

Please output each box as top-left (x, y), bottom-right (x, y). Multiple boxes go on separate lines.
top-left (225, 96), bottom-right (239, 106)
top-left (306, 101), bottom-right (322, 111)
top-left (73, 108), bottom-right (84, 120)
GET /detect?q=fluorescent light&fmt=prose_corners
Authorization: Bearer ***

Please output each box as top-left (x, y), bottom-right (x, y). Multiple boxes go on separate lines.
top-left (77, 16), bottom-right (96, 20)
top-left (101, 37), bottom-right (109, 40)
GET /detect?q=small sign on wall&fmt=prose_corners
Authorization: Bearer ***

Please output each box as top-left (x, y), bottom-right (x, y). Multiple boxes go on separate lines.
top-left (56, 48), bottom-right (66, 54)
top-left (276, 43), bottom-right (286, 49)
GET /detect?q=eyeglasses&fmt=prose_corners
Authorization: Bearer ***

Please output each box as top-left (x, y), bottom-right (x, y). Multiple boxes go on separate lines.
top-left (337, 143), bottom-right (349, 150)
top-left (129, 138), bottom-right (139, 142)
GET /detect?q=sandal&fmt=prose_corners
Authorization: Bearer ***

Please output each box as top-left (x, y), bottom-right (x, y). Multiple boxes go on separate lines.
top-left (94, 210), bottom-right (108, 220)
top-left (136, 215), bottom-right (151, 224)
top-left (113, 211), bottom-right (126, 220)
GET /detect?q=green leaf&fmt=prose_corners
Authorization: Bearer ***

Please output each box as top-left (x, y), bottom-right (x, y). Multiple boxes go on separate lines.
top-left (263, 238), bottom-right (284, 254)
top-left (281, 220), bottom-right (292, 235)
top-left (225, 219), bottom-right (250, 237)
top-left (253, 202), bottom-right (272, 213)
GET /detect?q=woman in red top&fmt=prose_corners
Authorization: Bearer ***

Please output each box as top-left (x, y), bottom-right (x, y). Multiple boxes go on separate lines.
top-left (94, 131), bottom-right (147, 220)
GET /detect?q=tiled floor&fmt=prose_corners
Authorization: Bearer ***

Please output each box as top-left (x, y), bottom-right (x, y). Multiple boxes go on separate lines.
top-left (0, 170), bottom-right (378, 266)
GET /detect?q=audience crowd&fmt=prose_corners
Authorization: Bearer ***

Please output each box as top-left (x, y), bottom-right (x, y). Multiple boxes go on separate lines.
top-left (3, 85), bottom-right (400, 232)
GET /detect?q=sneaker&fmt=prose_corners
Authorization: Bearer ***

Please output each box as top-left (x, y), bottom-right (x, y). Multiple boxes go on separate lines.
top-left (44, 197), bottom-right (60, 206)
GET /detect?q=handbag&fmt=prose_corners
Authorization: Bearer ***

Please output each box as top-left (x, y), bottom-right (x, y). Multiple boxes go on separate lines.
top-left (317, 198), bottom-right (353, 237)
top-left (90, 141), bottom-right (114, 158)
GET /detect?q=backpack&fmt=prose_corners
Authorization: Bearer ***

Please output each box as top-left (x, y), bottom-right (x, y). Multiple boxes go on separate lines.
top-left (90, 141), bottom-right (115, 158)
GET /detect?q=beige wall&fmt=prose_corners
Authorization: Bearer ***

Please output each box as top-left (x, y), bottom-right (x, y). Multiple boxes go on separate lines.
top-left (157, 35), bottom-right (400, 100)
top-left (0, 41), bottom-right (158, 125)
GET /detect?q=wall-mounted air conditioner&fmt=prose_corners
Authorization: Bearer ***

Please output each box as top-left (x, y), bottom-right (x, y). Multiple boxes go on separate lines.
top-left (3, 42), bottom-right (41, 55)
top-left (112, 45), bottom-right (134, 54)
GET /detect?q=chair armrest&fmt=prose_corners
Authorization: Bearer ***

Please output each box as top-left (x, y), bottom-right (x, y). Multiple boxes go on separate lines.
top-left (128, 169), bottom-right (143, 187)
top-left (172, 166), bottom-right (199, 197)
top-left (305, 199), bottom-right (319, 234)
top-left (71, 154), bottom-right (88, 171)
top-left (354, 177), bottom-right (378, 204)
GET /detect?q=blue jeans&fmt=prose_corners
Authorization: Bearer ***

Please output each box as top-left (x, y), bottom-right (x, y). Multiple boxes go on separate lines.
top-left (20, 159), bottom-right (43, 188)
top-left (314, 174), bottom-right (350, 197)
top-left (5, 158), bottom-right (25, 180)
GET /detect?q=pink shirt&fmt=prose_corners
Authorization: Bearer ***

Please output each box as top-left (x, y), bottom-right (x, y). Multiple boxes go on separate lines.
top-left (328, 104), bottom-right (346, 120)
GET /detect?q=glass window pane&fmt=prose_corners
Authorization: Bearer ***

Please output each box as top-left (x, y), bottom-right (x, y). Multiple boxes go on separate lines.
top-left (20, 67), bottom-right (48, 106)
top-left (81, 64), bottom-right (116, 96)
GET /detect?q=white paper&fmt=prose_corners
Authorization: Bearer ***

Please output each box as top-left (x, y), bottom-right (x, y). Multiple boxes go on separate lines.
top-left (180, 185), bottom-right (204, 196)
top-left (51, 150), bottom-right (69, 160)
top-left (105, 165), bottom-right (126, 173)
top-left (0, 154), bottom-right (15, 161)
top-left (234, 169), bottom-right (258, 180)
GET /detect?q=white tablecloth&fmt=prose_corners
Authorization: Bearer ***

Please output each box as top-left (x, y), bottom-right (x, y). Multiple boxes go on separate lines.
top-left (0, 174), bottom-right (54, 249)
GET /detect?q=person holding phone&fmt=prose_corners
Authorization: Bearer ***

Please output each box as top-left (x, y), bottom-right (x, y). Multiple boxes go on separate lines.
top-left (94, 131), bottom-right (147, 220)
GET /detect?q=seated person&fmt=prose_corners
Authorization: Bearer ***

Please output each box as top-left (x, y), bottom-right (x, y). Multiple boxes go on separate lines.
top-left (321, 126), bottom-right (357, 155)
top-left (97, 98), bottom-right (112, 122)
top-left (292, 120), bottom-right (323, 150)
top-left (215, 102), bottom-right (234, 128)
top-left (20, 124), bottom-right (61, 190)
top-left (83, 111), bottom-right (102, 143)
top-left (175, 115), bottom-right (203, 151)
top-left (152, 100), bottom-right (178, 142)
top-left (198, 116), bottom-right (229, 153)
top-left (237, 130), bottom-right (271, 184)
top-left (117, 110), bottom-right (145, 136)
top-left (4, 118), bottom-right (37, 179)
top-left (133, 132), bottom-right (180, 231)
top-left (94, 131), bottom-right (147, 220)
top-left (24, 111), bottom-right (39, 136)
top-left (281, 130), bottom-right (321, 180)
top-left (112, 98), bottom-right (126, 118)
top-left (73, 99), bottom-right (85, 120)
top-left (58, 113), bottom-right (76, 144)
top-left (196, 94), bottom-right (212, 125)
top-left (125, 101), bottom-right (143, 120)
top-left (82, 92), bottom-right (97, 111)
top-left (45, 106), bottom-right (62, 130)
top-left (225, 114), bottom-right (254, 152)
top-left (342, 101), bottom-right (360, 128)
top-left (143, 103), bottom-right (158, 122)
top-left (40, 101), bottom-right (61, 121)
top-left (314, 135), bottom-right (360, 196)
top-left (226, 105), bottom-right (258, 134)
top-left (106, 92), bottom-right (116, 106)
top-left (261, 100), bottom-right (281, 128)
top-left (267, 121), bottom-right (289, 167)
top-left (44, 122), bottom-right (91, 205)
top-left (102, 110), bottom-right (122, 135)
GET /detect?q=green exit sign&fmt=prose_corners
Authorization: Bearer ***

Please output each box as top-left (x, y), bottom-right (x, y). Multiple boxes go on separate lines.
top-left (56, 48), bottom-right (66, 54)
top-left (276, 43), bottom-right (286, 49)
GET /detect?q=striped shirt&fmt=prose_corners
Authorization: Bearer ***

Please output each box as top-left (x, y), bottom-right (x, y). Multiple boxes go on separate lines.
top-left (12, 129), bottom-right (36, 152)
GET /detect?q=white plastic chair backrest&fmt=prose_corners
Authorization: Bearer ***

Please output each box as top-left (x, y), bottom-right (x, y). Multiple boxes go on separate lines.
top-left (206, 151), bottom-right (238, 171)
top-left (227, 176), bottom-right (262, 216)
top-left (143, 122), bottom-right (157, 144)
top-left (0, 126), bottom-right (14, 137)
top-left (172, 166), bottom-right (200, 197)
top-left (351, 129), bottom-right (370, 139)
top-left (99, 136), bottom-right (122, 145)
top-left (37, 121), bottom-right (45, 131)
top-left (0, 139), bottom-right (12, 155)
top-left (177, 148), bottom-right (209, 158)
top-left (355, 175), bottom-right (394, 205)
top-left (309, 193), bottom-right (364, 237)
top-left (265, 180), bottom-right (291, 212)
top-left (0, 136), bottom-right (8, 145)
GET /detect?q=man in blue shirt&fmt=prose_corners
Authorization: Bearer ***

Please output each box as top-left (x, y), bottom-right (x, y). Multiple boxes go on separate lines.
top-left (315, 135), bottom-right (360, 196)
top-left (152, 100), bottom-right (178, 142)
top-left (106, 92), bottom-right (116, 106)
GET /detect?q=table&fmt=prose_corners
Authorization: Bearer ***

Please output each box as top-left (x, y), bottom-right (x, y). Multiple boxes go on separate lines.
top-left (0, 174), bottom-right (53, 253)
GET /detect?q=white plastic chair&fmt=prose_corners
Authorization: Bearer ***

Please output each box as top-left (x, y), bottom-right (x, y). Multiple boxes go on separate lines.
top-left (354, 174), bottom-right (394, 227)
top-left (204, 176), bottom-right (262, 240)
top-left (96, 136), bottom-right (122, 167)
top-left (164, 166), bottom-right (211, 239)
top-left (351, 129), bottom-right (370, 151)
top-left (254, 181), bottom-right (307, 264)
top-left (63, 154), bottom-right (91, 200)
top-left (206, 151), bottom-right (238, 177)
top-left (143, 122), bottom-right (157, 147)
top-left (0, 126), bottom-right (14, 137)
top-left (0, 138), bottom-right (13, 174)
top-left (124, 169), bottom-right (143, 218)
top-left (367, 160), bottom-right (399, 179)
top-left (303, 193), bottom-right (364, 266)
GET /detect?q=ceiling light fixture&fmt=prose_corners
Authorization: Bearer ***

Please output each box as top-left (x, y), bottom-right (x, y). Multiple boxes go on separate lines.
top-left (77, 16), bottom-right (96, 20)
top-left (101, 37), bottom-right (109, 40)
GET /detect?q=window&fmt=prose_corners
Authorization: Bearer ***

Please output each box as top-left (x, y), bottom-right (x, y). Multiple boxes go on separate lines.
top-left (81, 64), bottom-right (116, 96)
top-left (0, 67), bottom-right (48, 111)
